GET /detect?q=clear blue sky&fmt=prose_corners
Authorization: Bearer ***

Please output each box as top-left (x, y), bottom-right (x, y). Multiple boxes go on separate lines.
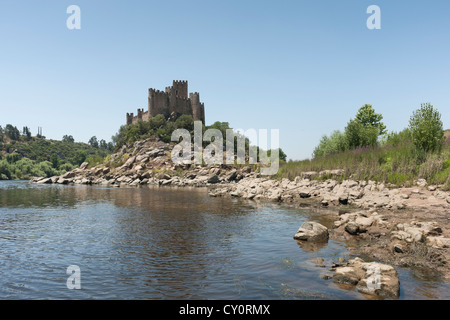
top-left (1, 0), bottom-right (449, 160)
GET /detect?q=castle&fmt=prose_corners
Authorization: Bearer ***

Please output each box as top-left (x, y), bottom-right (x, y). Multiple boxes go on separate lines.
top-left (126, 80), bottom-right (205, 126)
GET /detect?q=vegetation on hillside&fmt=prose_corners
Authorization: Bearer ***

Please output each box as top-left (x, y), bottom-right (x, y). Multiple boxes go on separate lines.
top-left (278, 103), bottom-right (450, 188)
top-left (0, 125), bottom-right (112, 180)
top-left (112, 114), bottom-right (287, 162)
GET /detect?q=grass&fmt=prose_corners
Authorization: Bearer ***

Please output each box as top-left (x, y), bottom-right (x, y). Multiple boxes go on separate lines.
top-left (276, 130), bottom-right (450, 188)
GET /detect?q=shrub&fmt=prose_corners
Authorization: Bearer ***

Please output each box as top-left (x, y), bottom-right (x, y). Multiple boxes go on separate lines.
top-left (313, 130), bottom-right (347, 158)
top-left (344, 119), bottom-right (379, 149)
top-left (409, 103), bottom-right (444, 153)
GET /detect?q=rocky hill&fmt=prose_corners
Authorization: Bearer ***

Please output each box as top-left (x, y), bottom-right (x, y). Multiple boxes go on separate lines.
top-left (30, 138), bottom-right (256, 187)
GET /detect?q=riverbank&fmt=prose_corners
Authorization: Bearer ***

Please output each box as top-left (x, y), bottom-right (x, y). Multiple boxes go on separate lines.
top-left (29, 138), bottom-right (450, 291)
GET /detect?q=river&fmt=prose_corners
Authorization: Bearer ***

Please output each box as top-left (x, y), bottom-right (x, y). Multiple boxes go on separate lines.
top-left (0, 181), bottom-right (448, 299)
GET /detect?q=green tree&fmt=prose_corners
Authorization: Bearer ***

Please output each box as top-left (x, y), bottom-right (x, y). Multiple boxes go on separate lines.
top-left (73, 150), bottom-right (87, 166)
top-left (99, 139), bottom-right (108, 150)
top-left (345, 119), bottom-right (379, 149)
top-left (6, 152), bottom-right (19, 164)
top-left (5, 124), bottom-right (20, 140)
top-left (354, 104), bottom-right (387, 135)
top-left (313, 130), bottom-right (348, 158)
top-left (23, 126), bottom-right (31, 140)
top-left (62, 135), bottom-right (75, 143)
top-left (50, 153), bottom-right (59, 169)
top-left (408, 103), bottom-right (444, 153)
top-left (88, 136), bottom-right (99, 148)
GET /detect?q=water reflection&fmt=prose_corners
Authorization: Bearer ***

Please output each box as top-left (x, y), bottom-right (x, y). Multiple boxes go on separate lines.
top-left (0, 181), bottom-right (449, 300)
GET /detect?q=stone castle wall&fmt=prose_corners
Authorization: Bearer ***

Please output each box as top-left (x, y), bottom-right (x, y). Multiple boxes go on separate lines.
top-left (127, 80), bottom-right (205, 126)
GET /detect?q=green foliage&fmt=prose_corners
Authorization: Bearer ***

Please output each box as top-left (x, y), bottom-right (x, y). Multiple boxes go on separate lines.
top-left (0, 124), bottom-right (111, 180)
top-left (313, 130), bottom-right (348, 158)
top-left (0, 157), bottom-right (73, 180)
top-left (267, 148), bottom-right (287, 162)
top-left (62, 135), bottom-right (75, 143)
top-left (112, 115), bottom-right (286, 163)
top-left (50, 153), bottom-right (59, 169)
top-left (4, 124), bottom-right (20, 141)
top-left (88, 136), bottom-right (99, 148)
top-left (279, 120), bottom-right (450, 187)
top-left (409, 103), bottom-right (445, 153)
top-left (313, 105), bottom-right (385, 159)
top-left (6, 152), bottom-right (19, 164)
top-left (23, 127), bottom-right (31, 140)
top-left (344, 119), bottom-right (379, 149)
top-left (354, 104), bottom-right (386, 135)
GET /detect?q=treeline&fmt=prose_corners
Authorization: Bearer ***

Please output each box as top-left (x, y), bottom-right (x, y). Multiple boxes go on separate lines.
top-left (278, 103), bottom-right (450, 188)
top-left (0, 124), bottom-right (112, 180)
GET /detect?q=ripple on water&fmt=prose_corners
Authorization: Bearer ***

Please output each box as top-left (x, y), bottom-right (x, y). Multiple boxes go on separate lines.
top-left (0, 181), bottom-right (449, 299)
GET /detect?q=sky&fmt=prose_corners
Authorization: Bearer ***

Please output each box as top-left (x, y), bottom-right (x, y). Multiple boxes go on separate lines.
top-left (0, 0), bottom-right (449, 160)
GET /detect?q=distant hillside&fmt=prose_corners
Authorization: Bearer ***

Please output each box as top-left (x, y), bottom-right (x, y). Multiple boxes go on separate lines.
top-left (0, 124), bottom-right (112, 180)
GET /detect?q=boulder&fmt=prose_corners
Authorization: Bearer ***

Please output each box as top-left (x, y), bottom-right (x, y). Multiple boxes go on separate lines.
top-left (61, 171), bottom-right (76, 179)
top-left (345, 222), bottom-right (360, 235)
top-left (294, 221), bottom-right (329, 242)
top-left (417, 179), bottom-right (427, 187)
top-left (207, 174), bottom-right (220, 184)
top-left (79, 162), bottom-right (89, 170)
top-left (427, 236), bottom-right (450, 249)
top-left (333, 258), bottom-right (400, 299)
top-left (36, 178), bottom-right (52, 184)
top-left (122, 156), bottom-right (136, 169)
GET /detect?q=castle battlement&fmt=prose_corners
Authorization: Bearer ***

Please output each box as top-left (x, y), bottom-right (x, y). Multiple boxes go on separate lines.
top-left (126, 80), bottom-right (206, 126)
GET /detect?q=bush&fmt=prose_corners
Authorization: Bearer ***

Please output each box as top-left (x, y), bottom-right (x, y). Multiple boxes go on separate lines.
top-left (409, 103), bottom-right (444, 153)
top-left (313, 130), bottom-right (347, 158)
top-left (344, 119), bottom-right (379, 149)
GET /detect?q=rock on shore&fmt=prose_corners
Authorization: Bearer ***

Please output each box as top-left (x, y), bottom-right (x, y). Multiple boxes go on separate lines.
top-left (294, 221), bottom-right (329, 242)
top-left (332, 258), bottom-right (400, 299)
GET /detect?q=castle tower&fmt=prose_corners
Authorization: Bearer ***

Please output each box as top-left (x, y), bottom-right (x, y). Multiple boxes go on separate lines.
top-left (190, 92), bottom-right (205, 123)
top-left (148, 88), bottom-right (170, 118)
top-left (126, 112), bottom-right (134, 126)
top-left (171, 80), bottom-right (188, 98)
top-left (137, 108), bottom-right (144, 121)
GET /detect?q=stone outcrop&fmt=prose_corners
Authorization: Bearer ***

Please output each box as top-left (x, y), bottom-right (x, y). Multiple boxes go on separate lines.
top-left (29, 139), bottom-right (254, 189)
top-left (332, 258), bottom-right (400, 299)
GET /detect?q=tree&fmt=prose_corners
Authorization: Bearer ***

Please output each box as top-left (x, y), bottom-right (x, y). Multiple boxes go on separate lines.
top-left (23, 126), bottom-right (31, 140)
top-left (345, 119), bottom-right (379, 149)
top-left (313, 130), bottom-right (348, 158)
top-left (73, 150), bottom-right (87, 166)
top-left (408, 103), bottom-right (444, 153)
top-left (62, 135), bottom-right (75, 143)
top-left (4, 124), bottom-right (20, 141)
top-left (99, 139), bottom-right (108, 150)
top-left (88, 136), bottom-right (99, 148)
top-left (6, 152), bottom-right (19, 164)
top-left (50, 154), bottom-right (59, 169)
top-left (354, 104), bottom-right (386, 135)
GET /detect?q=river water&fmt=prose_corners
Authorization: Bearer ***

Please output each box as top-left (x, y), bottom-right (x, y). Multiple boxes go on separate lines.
top-left (0, 181), bottom-right (448, 300)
